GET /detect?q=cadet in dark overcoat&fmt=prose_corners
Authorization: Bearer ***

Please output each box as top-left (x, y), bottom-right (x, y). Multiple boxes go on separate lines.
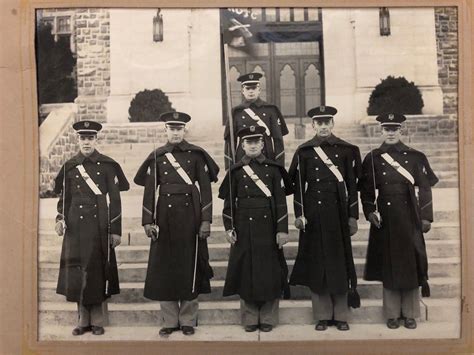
top-left (224, 72), bottom-right (289, 169)
top-left (54, 120), bottom-right (129, 336)
top-left (219, 126), bottom-right (290, 333)
top-left (134, 112), bottom-right (219, 337)
top-left (289, 106), bottom-right (361, 331)
top-left (360, 113), bottom-right (438, 330)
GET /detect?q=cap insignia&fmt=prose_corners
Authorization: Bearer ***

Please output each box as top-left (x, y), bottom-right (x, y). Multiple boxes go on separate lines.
top-left (84, 122), bottom-right (90, 128)
top-left (388, 114), bottom-right (395, 120)
top-left (250, 126), bottom-right (255, 132)
top-left (173, 112), bottom-right (179, 119)
top-left (320, 106), bottom-right (325, 112)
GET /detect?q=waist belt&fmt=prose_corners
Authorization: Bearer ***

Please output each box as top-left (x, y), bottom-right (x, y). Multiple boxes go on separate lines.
top-left (159, 184), bottom-right (194, 195)
top-left (378, 183), bottom-right (410, 195)
top-left (237, 197), bottom-right (271, 208)
top-left (307, 181), bottom-right (339, 193)
top-left (71, 197), bottom-right (97, 205)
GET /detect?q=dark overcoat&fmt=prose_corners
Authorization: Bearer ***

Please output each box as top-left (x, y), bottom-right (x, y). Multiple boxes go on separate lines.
top-left (134, 141), bottom-right (219, 301)
top-left (218, 155), bottom-right (290, 302)
top-left (288, 135), bottom-right (361, 295)
top-left (360, 142), bottom-right (438, 290)
top-left (54, 150), bottom-right (129, 305)
top-left (224, 98), bottom-right (289, 169)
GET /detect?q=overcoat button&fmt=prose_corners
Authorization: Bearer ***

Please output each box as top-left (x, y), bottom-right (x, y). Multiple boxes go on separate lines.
top-left (97, 172), bottom-right (100, 175)
top-left (387, 202), bottom-right (391, 206)
top-left (79, 205), bottom-right (83, 208)
top-left (168, 204), bottom-right (172, 208)
top-left (97, 162), bottom-right (100, 165)
top-left (249, 217), bottom-right (253, 221)
top-left (318, 201), bottom-right (322, 204)
top-left (77, 185), bottom-right (80, 188)
top-left (80, 216), bottom-right (83, 219)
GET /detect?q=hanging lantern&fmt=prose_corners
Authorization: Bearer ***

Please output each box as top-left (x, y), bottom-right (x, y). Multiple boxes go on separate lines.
top-left (379, 7), bottom-right (391, 36)
top-left (153, 9), bottom-right (163, 42)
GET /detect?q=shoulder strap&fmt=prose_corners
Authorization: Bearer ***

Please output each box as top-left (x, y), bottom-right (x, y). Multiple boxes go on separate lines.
top-left (77, 165), bottom-right (103, 195)
top-left (381, 153), bottom-right (415, 184)
top-left (164, 153), bottom-right (193, 185)
top-left (313, 146), bottom-right (344, 183)
top-left (243, 108), bottom-right (271, 136)
top-left (242, 165), bottom-right (272, 197)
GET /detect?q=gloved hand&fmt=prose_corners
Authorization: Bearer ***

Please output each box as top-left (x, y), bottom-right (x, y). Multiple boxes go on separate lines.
top-left (55, 220), bottom-right (66, 236)
top-left (144, 224), bottom-right (158, 242)
top-left (421, 220), bottom-right (431, 233)
top-left (199, 221), bottom-right (211, 239)
top-left (110, 234), bottom-right (121, 248)
top-left (348, 217), bottom-right (358, 236)
top-left (368, 212), bottom-right (382, 229)
top-left (225, 229), bottom-right (237, 245)
top-left (294, 216), bottom-right (307, 230)
top-left (276, 232), bottom-right (289, 248)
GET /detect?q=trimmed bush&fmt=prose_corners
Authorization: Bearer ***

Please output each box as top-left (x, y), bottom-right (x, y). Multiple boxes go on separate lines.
top-left (367, 76), bottom-right (424, 115)
top-left (128, 89), bottom-right (175, 122)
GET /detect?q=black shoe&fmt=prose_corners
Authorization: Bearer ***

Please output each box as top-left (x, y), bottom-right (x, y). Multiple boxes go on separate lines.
top-left (315, 320), bottom-right (328, 331)
top-left (159, 327), bottom-right (180, 337)
top-left (404, 318), bottom-right (417, 329)
top-left (386, 318), bottom-right (400, 329)
top-left (336, 321), bottom-right (350, 331)
top-left (91, 326), bottom-right (104, 335)
top-left (181, 326), bottom-right (195, 335)
top-left (259, 323), bottom-right (273, 332)
top-left (244, 324), bottom-right (259, 332)
top-left (72, 326), bottom-right (91, 336)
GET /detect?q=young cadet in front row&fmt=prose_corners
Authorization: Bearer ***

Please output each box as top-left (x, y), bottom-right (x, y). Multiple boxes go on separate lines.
top-left (219, 126), bottom-right (291, 333)
top-left (134, 112), bottom-right (220, 337)
top-left (360, 113), bottom-right (438, 330)
top-left (54, 120), bottom-right (129, 336)
top-left (289, 106), bottom-right (362, 331)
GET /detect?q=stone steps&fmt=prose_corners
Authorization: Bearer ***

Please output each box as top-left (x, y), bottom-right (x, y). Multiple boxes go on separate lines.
top-left (39, 299), bottom-right (436, 326)
top-left (39, 256), bottom-right (460, 283)
top-left (38, 238), bottom-right (460, 263)
top-left (38, 221), bottom-right (460, 247)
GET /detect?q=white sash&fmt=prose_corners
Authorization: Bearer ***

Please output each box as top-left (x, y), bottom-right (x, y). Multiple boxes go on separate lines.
top-left (164, 153), bottom-right (193, 185)
top-left (242, 165), bottom-right (272, 197)
top-left (77, 165), bottom-right (102, 195)
top-left (313, 147), bottom-right (344, 183)
top-left (381, 153), bottom-right (415, 185)
top-left (243, 108), bottom-right (271, 136)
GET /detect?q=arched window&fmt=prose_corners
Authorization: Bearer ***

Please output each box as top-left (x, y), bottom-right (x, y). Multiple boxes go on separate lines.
top-left (280, 64), bottom-right (296, 117)
top-left (304, 64), bottom-right (321, 112)
top-left (229, 66), bottom-right (242, 106)
top-left (250, 65), bottom-right (267, 101)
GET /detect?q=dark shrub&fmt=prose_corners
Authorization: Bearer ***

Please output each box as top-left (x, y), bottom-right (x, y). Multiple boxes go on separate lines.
top-left (367, 76), bottom-right (424, 115)
top-left (128, 89), bottom-right (175, 122)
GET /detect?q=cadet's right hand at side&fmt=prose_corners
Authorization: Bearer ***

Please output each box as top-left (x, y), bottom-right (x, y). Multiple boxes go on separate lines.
top-left (368, 212), bottom-right (382, 229)
top-left (294, 216), bottom-right (307, 230)
top-left (225, 229), bottom-right (237, 245)
top-left (144, 224), bottom-right (159, 242)
top-left (55, 220), bottom-right (66, 236)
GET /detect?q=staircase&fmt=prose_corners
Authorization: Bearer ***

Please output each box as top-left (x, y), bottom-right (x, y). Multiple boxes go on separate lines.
top-left (38, 123), bottom-right (461, 340)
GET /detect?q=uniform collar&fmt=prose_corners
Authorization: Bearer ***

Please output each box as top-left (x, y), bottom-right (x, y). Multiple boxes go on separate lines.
top-left (310, 134), bottom-right (339, 147)
top-left (164, 140), bottom-right (189, 153)
top-left (76, 149), bottom-right (99, 164)
top-left (241, 153), bottom-right (266, 165)
top-left (240, 97), bottom-right (265, 109)
top-left (379, 141), bottom-right (406, 153)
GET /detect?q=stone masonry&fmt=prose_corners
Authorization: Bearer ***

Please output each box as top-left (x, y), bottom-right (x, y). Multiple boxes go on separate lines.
top-left (74, 9), bottom-right (110, 123)
top-left (435, 7), bottom-right (458, 114)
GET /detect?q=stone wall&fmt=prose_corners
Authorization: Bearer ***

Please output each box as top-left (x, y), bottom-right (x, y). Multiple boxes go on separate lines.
top-left (75, 9), bottom-right (110, 122)
top-left (435, 7), bottom-right (458, 114)
top-left (361, 114), bottom-right (458, 138)
top-left (99, 123), bottom-right (167, 144)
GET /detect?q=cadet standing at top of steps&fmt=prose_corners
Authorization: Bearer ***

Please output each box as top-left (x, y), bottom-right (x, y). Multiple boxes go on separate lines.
top-left (54, 120), bottom-right (130, 336)
top-left (219, 125), bottom-right (291, 333)
top-left (134, 112), bottom-right (220, 337)
top-left (289, 106), bottom-right (362, 332)
top-left (360, 113), bottom-right (438, 330)
top-left (224, 72), bottom-right (289, 169)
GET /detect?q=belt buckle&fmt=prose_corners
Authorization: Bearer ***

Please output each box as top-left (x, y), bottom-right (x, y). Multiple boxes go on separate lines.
top-left (250, 174), bottom-right (259, 181)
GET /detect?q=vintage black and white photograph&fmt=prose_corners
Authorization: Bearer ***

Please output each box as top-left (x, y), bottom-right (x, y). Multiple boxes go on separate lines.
top-left (36, 7), bottom-right (461, 341)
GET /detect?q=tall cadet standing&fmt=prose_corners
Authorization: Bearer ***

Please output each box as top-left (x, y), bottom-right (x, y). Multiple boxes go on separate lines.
top-left (134, 112), bottom-right (219, 337)
top-left (289, 106), bottom-right (361, 331)
top-left (360, 113), bottom-right (438, 330)
top-left (54, 120), bottom-right (129, 336)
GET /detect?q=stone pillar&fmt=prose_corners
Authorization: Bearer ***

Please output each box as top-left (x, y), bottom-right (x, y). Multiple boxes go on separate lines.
top-left (435, 8), bottom-right (458, 115)
top-left (74, 9), bottom-right (110, 122)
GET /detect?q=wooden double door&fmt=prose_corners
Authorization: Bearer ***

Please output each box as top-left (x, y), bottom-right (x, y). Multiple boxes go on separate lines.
top-left (229, 41), bottom-right (324, 119)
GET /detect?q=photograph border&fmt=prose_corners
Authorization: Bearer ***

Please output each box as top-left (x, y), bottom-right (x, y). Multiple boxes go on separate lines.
top-left (0, 0), bottom-right (472, 353)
